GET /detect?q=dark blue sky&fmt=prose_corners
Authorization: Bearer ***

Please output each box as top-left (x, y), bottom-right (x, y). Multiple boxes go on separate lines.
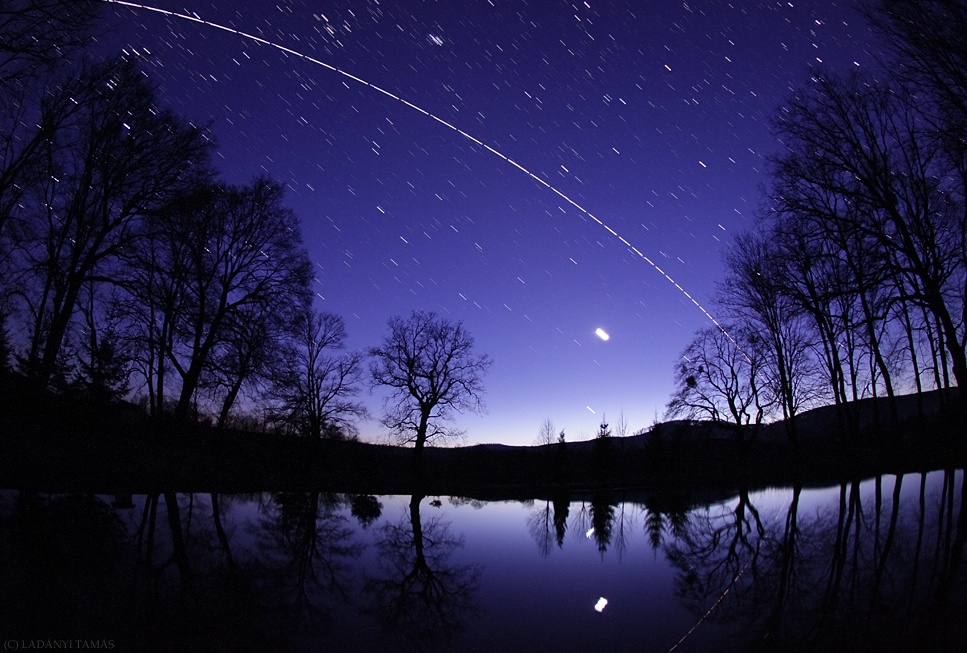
top-left (102, 0), bottom-right (882, 445)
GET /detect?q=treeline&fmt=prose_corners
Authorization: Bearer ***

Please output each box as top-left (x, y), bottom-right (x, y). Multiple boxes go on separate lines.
top-left (0, 1), bottom-right (367, 437)
top-left (666, 0), bottom-right (967, 442)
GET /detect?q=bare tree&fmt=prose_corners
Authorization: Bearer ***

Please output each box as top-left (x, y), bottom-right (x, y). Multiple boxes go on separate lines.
top-left (664, 2), bottom-right (967, 433)
top-left (0, 307), bottom-right (11, 377)
top-left (765, 199), bottom-right (894, 424)
top-left (73, 286), bottom-right (131, 402)
top-left (615, 410), bottom-right (629, 438)
top-left (719, 233), bottom-right (816, 443)
top-left (176, 179), bottom-right (310, 423)
top-left (12, 57), bottom-right (210, 387)
top-left (270, 310), bottom-right (367, 439)
top-left (666, 324), bottom-right (773, 433)
top-left (125, 177), bottom-right (311, 422)
top-left (535, 417), bottom-right (556, 446)
top-left (205, 303), bottom-right (287, 429)
top-left (863, 0), bottom-right (967, 127)
top-left (771, 72), bottom-right (967, 399)
top-left (369, 310), bottom-right (491, 454)
top-left (1, 1), bottom-right (99, 253)
top-left (0, 0), bottom-right (99, 88)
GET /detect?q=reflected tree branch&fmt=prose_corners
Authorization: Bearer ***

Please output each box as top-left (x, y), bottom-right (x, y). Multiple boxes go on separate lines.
top-left (363, 494), bottom-right (482, 645)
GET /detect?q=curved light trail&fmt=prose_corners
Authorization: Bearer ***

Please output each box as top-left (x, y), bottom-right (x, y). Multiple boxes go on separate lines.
top-left (103, 0), bottom-right (728, 335)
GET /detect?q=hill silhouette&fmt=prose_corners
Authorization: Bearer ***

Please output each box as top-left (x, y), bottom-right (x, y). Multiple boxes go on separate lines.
top-left (1, 372), bottom-right (963, 497)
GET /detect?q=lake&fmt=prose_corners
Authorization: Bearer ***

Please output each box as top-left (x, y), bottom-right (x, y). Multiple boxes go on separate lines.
top-left (2, 469), bottom-right (964, 652)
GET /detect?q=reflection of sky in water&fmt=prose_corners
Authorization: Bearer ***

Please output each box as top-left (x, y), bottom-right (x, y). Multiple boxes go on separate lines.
top-left (2, 469), bottom-right (962, 652)
top-left (77, 491), bottom-right (721, 649)
top-left (439, 498), bottom-right (698, 651)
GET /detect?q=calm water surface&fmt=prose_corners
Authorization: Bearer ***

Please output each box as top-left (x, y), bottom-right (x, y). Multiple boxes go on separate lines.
top-left (2, 470), bottom-right (965, 652)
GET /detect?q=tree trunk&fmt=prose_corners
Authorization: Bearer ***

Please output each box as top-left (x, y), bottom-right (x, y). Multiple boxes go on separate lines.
top-left (216, 378), bottom-right (243, 429)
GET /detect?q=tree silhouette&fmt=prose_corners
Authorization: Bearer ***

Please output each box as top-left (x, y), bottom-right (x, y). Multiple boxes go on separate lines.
top-left (125, 177), bottom-right (311, 422)
top-left (369, 310), bottom-right (491, 454)
top-left (595, 415), bottom-right (611, 440)
top-left (0, 309), bottom-right (11, 377)
top-left (767, 71), bottom-right (967, 404)
top-left (204, 302), bottom-right (285, 429)
top-left (73, 307), bottom-right (131, 402)
top-left (0, 1), bottom-right (99, 265)
top-left (593, 415), bottom-right (614, 477)
top-left (718, 233), bottom-right (816, 444)
top-left (257, 492), bottom-right (363, 634)
top-left (666, 324), bottom-right (773, 434)
top-left (660, 3), bottom-right (967, 428)
top-left (11, 57), bottom-right (210, 388)
top-left (0, 1), bottom-right (98, 89)
top-left (863, 0), bottom-right (967, 127)
top-left (535, 416), bottom-right (556, 445)
top-left (363, 494), bottom-right (481, 644)
top-left (269, 310), bottom-right (367, 438)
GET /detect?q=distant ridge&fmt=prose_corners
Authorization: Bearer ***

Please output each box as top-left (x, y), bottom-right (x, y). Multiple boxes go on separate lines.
top-left (1, 372), bottom-right (963, 496)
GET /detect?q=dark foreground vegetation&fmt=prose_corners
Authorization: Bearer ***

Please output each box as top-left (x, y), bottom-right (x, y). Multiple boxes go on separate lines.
top-left (2, 374), bottom-right (964, 499)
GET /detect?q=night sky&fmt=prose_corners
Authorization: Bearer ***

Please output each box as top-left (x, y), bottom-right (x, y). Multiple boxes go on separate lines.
top-left (99, 0), bottom-right (883, 445)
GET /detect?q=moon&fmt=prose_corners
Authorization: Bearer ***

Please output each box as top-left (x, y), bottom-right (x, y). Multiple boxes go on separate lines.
top-left (595, 327), bottom-right (610, 341)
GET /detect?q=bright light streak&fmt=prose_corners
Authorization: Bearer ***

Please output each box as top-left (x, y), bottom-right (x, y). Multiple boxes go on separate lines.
top-left (595, 327), bottom-right (610, 341)
top-left (585, 527), bottom-right (594, 538)
top-left (103, 1), bottom-right (728, 335)
top-left (594, 597), bottom-right (608, 612)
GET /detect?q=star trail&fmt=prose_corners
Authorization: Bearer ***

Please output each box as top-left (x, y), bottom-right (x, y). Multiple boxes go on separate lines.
top-left (99, 0), bottom-right (882, 444)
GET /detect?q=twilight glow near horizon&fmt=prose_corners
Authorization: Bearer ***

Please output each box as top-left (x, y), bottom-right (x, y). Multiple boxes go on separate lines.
top-left (101, 0), bottom-right (882, 445)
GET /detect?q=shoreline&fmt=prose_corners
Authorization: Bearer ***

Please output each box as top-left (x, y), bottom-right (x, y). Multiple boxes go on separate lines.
top-left (2, 376), bottom-right (965, 498)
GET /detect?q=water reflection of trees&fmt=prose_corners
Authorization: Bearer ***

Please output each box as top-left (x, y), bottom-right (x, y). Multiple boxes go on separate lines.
top-left (527, 498), bottom-right (555, 557)
top-left (363, 494), bottom-right (482, 647)
top-left (527, 490), bottom-right (570, 557)
top-left (1, 492), bottom-right (258, 648)
top-left (644, 504), bottom-right (691, 552)
top-left (519, 473), bottom-right (965, 650)
top-left (129, 492), bottom-right (289, 649)
top-left (125, 491), bottom-right (370, 649)
top-left (664, 471), bottom-right (967, 651)
top-left (4, 489), bottom-right (486, 650)
top-left (665, 487), bottom-right (767, 621)
top-left (566, 493), bottom-right (626, 555)
top-left (256, 492), bottom-right (366, 635)
top-left (528, 489), bottom-right (684, 560)
top-left (5, 474), bottom-right (964, 650)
